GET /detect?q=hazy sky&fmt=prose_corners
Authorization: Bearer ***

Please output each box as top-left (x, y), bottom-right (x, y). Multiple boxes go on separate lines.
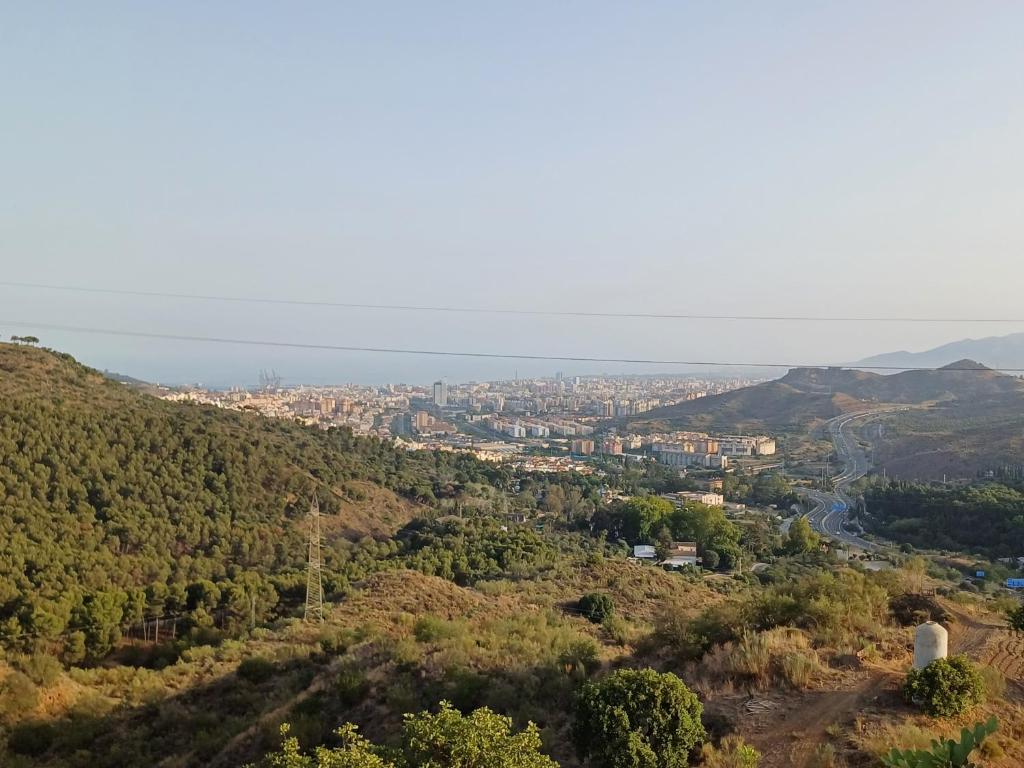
top-left (2, 2), bottom-right (1024, 386)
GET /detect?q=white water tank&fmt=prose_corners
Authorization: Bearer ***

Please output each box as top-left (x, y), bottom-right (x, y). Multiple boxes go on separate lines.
top-left (913, 621), bottom-right (948, 670)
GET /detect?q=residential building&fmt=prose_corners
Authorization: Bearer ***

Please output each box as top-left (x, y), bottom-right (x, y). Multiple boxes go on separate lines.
top-left (661, 542), bottom-right (699, 569)
top-left (571, 439), bottom-right (595, 455)
top-left (433, 380), bottom-right (448, 407)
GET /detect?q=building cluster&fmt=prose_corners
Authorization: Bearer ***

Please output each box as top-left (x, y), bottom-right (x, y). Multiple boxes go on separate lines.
top-left (610, 430), bottom-right (779, 469)
top-left (159, 373), bottom-right (765, 465)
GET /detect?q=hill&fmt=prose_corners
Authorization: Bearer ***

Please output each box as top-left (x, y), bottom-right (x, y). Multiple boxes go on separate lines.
top-left (624, 362), bottom-right (1024, 479)
top-left (853, 331), bottom-right (1024, 371)
top-left (0, 342), bottom-right (504, 658)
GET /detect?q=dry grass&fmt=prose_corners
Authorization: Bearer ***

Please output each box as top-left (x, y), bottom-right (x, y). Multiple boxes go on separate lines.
top-left (693, 628), bottom-right (826, 692)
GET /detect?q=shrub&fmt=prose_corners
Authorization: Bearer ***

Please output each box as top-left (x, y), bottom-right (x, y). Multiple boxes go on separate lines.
top-left (573, 668), bottom-right (705, 768)
top-left (16, 653), bottom-right (63, 687)
top-left (701, 735), bottom-right (762, 768)
top-left (903, 656), bottom-right (985, 717)
top-left (335, 663), bottom-right (370, 707)
top-left (260, 703), bottom-right (558, 768)
top-left (579, 593), bottom-right (614, 624)
top-left (703, 549), bottom-right (721, 570)
top-left (557, 638), bottom-right (601, 677)
top-left (7, 720), bottom-right (56, 756)
top-left (414, 615), bottom-right (465, 643)
top-left (237, 656), bottom-right (276, 684)
top-left (0, 671), bottom-right (39, 722)
top-left (601, 614), bottom-right (636, 647)
top-left (1008, 603), bottom-right (1024, 633)
top-left (978, 665), bottom-right (1006, 700)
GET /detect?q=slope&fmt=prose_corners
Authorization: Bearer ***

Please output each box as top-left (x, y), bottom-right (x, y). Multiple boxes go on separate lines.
top-left (623, 361), bottom-right (1024, 479)
top-left (0, 343), bottom-right (502, 656)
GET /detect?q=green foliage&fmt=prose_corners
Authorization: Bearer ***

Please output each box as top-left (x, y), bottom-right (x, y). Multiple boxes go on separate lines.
top-left (701, 736), bottom-right (761, 768)
top-left (1007, 603), bottom-right (1024, 633)
top-left (903, 656), bottom-right (985, 718)
top-left (557, 638), bottom-right (601, 677)
top-left (573, 668), bottom-right (705, 768)
top-left (619, 496), bottom-right (676, 543)
top-left (401, 700), bottom-right (558, 767)
top-left (864, 480), bottom-right (1024, 556)
top-left (14, 653), bottom-right (62, 687)
top-left (593, 498), bottom-right (742, 568)
top-left (657, 566), bottom-right (894, 660)
top-left (0, 671), bottom-right (39, 722)
top-left (785, 517), bottom-right (819, 555)
top-left (258, 722), bottom-right (390, 768)
top-left (395, 517), bottom-right (595, 586)
top-left (881, 716), bottom-right (997, 768)
top-left (257, 703), bottom-right (558, 768)
top-left (237, 656), bottom-right (276, 684)
top-left (6, 720), bottom-right (56, 757)
top-left (0, 343), bottom-right (508, 660)
top-left (579, 593), bottom-right (615, 624)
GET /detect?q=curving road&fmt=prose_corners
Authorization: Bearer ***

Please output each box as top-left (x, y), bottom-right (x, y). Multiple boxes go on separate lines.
top-left (797, 409), bottom-right (906, 551)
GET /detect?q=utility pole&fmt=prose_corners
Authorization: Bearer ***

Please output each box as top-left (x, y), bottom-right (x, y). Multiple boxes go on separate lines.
top-left (304, 493), bottom-right (324, 623)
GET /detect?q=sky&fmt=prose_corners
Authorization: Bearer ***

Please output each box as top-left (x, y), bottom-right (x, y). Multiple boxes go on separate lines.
top-left (2, 2), bottom-right (1024, 386)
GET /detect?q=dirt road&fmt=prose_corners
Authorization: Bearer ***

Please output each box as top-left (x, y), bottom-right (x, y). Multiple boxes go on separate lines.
top-left (744, 602), bottom-right (1024, 767)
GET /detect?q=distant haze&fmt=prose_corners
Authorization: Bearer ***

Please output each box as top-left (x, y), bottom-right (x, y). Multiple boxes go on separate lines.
top-left (3, 3), bottom-right (1024, 386)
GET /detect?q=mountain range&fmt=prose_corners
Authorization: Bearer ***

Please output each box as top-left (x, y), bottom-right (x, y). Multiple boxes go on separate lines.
top-left (853, 332), bottom-right (1024, 371)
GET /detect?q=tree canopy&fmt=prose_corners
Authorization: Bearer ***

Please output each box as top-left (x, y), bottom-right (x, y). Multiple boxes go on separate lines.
top-left (573, 669), bottom-right (705, 768)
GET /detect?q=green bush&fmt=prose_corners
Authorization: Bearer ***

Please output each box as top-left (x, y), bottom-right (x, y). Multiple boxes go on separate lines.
top-left (237, 656), bottom-right (276, 684)
top-left (903, 656), bottom-right (985, 717)
top-left (0, 671), bottom-right (39, 722)
top-left (16, 653), bottom-right (63, 687)
top-left (573, 668), bottom-right (705, 768)
top-left (334, 663), bottom-right (370, 707)
top-left (578, 593), bottom-right (614, 624)
top-left (1008, 603), bottom-right (1024, 633)
top-left (7, 720), bottom-right (56, 756)
top-left (701, 735), bottom-right (762, 767)
top-left (557, 638), bottom-right (601, 677)
top-left (413, 615), bottom-right (465, 643)
top-left (259, 702), bottom-right (558, 767)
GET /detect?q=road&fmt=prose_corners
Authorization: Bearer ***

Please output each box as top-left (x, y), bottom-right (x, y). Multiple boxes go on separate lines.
top-left (797, 408), bottom-right (906, 551)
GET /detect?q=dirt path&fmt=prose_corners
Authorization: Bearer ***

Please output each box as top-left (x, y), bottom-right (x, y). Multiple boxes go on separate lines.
top-left (743, 670), bottom-right (893, 768)
top-left (743, 603), bottom-right (1024, 767)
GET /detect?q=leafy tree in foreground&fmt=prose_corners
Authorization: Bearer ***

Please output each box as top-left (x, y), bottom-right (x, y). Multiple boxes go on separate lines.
top-left (579, 593), bottom-right (615, 624)
top-left (573, 668), bottom-right (705, 768)
top-left (256, 702), bottom-right (557, 768)
top-left (903, 656), bottom-right (985, 718)
top-left (881, 716), bottom-right (997, 768)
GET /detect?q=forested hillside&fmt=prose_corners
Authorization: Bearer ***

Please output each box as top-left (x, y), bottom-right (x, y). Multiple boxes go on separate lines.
top-left (0, 343), bottom-right (505, 659)
top-left (864, 480), bottom-right (1024, 557)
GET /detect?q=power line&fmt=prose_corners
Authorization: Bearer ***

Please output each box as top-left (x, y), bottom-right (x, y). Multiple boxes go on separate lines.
top-left (2, 280), bottom-right (1023, 324)
top-left (3, 318), bottom-right (1024, 372)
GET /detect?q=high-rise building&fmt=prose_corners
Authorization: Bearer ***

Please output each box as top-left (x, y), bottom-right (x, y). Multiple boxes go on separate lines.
top-left (433, 380), bottom-right (448, 407)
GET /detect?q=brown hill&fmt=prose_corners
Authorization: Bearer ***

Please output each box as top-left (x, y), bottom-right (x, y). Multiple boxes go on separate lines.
top-left (624, 363), bottom-right (1024, 479)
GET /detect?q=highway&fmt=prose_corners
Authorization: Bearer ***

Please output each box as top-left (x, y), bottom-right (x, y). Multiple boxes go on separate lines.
top-left (796, 409), bottom-right (905, 551)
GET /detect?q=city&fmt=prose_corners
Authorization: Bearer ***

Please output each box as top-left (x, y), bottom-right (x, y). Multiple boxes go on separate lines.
top-left (3, 4), bottom-right (1024, 768)
top-left (159, 372), bottom-right (773, 470)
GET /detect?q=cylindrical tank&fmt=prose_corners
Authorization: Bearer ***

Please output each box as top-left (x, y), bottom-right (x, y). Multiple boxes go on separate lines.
top-left (913, 621), bottom-right (948, 669)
